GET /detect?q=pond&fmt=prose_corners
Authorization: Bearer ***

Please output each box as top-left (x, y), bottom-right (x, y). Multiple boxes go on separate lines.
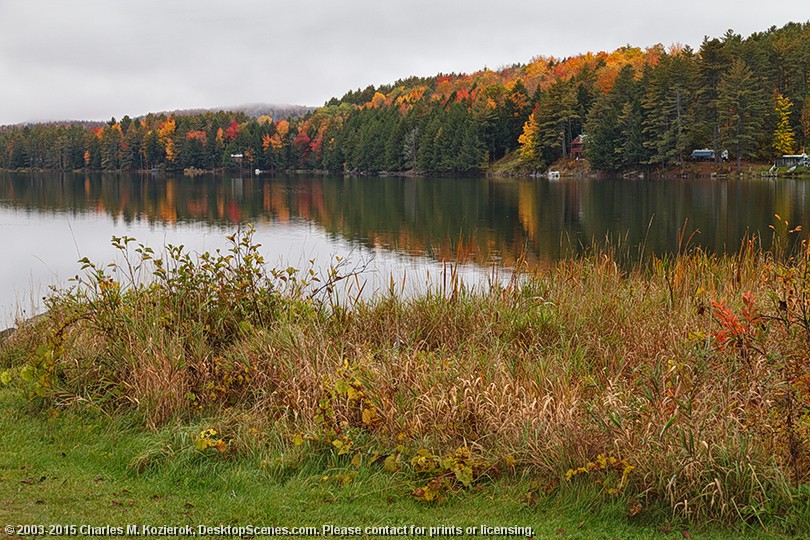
top-left (1, 172), bottom-right (808, 326)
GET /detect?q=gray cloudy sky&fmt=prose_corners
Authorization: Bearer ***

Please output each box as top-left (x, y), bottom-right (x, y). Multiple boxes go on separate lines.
top-left (0, 0), bottom-right (807, 125)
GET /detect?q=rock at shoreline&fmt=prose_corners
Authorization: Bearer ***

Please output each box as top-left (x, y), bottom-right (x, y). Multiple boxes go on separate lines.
top-left (0, 313), bottom-right (49, 346)
top-left (0, 326), bottom-right (15, 345)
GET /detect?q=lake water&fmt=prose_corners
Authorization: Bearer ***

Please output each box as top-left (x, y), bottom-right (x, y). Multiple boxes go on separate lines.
top-left (1, 172), bottom-right (808, 326)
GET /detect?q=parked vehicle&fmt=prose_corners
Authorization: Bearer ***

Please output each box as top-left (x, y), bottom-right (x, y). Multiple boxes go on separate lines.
top-left (690, 149), bottom-right (729, 161)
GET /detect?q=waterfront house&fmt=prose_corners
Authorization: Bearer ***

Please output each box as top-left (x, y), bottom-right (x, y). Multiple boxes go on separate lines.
top-left (775, 153), bottom-right (809, 167)
top-left (571, 135), bottom-right (586, 160)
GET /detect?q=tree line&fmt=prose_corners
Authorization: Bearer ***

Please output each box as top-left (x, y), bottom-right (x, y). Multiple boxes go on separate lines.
top-left (1, 22), bottom-right (808, 174)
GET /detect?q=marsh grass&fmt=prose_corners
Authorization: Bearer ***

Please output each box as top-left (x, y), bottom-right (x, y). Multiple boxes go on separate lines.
top-left (1, 224), bottom-right (809, 533)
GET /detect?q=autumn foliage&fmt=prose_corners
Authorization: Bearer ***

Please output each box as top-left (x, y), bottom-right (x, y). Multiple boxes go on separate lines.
top-left (1, 23), bottom-right (809, 173)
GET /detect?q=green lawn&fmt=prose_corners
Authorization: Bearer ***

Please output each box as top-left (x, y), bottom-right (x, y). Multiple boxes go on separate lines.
top-left (0, 390), bottom-right (797, 540)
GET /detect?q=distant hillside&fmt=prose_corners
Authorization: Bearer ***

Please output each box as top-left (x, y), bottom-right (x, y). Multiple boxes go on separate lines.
top-left (158, 103), bottom-right (314, 120)
top-left (0, 119), bottom-right (106, 130)
top-left (0, 104), bottom-right (312, 130)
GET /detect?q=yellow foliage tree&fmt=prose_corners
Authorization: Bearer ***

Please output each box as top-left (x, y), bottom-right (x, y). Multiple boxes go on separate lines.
top-left (158, 115), bottom-right (177, 162)
top-left (275, 120), bottom-right (290, 139)
top-left (370, 92), bottom-right (386, 108)
top-left (157, 116), bottom-right (176, 144)
top-left (164, 138), bottom-right (177, 163)
top-left (773, 92), bottom-right (796, 155)
top-left (518, 113), bottom-right (540, 164)
top-left (269, 134), bottom-right (283, 151)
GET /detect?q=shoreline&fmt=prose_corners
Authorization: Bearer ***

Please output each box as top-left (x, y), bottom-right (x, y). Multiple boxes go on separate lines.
top-left (3, 164), bottom-right (808, 180)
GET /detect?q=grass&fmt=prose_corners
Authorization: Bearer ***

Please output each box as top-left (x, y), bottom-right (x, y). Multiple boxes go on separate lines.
top-left (0, 389), bottom-right (795, 539)
top-left (1, 225), bottom-right (809, 538)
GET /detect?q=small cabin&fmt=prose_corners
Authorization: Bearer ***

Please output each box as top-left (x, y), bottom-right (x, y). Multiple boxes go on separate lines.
top-left (571, 135), bottom-right (586, 160)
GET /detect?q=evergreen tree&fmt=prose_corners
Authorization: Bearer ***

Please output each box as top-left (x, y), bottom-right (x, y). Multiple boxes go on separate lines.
top-left (694, 37), bottom-right (730, 161)
top-left (584, 65), bottom-right (644, 171)
top-left (717, 59), bottom-right (768, 171)
top-left (801, 95), bottom-right (810, 151)
top-left (502, 79), bottom-right (532, 152)
top-left (527, 79), bottom-right (579, 166)
top-left (402, 127), bottom-right (419, 171)
top-left (642, 50), bottom-right (697, 169)
top-left (142, 130), bottom-right (162, 169)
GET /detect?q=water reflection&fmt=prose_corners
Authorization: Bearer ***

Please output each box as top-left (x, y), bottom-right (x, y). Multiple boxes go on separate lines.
top-left (2, 171), bottom-right (808, 326)
top-left (2, 172), bottom-right (807, 266)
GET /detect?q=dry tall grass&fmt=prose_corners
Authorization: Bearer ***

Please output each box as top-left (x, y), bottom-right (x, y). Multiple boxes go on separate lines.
top-left (1, 226), bottom-right (808, 526)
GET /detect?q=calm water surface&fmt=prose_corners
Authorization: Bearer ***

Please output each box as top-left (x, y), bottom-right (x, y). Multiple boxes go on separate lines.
top-left (1, 172), bottom-right (808, 326)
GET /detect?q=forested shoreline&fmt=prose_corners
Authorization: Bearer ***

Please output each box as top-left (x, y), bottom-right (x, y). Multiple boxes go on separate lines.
top-left (1, 22), bottom-right (808, 175)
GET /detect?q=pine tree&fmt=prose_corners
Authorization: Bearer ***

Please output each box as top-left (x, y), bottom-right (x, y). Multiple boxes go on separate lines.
top-left (401, 127), bottom-right (419, 171)
top-left (717, 59), bottom-right (767, 172)
top-left (583, 64), bottom-right (644, 171)
top-left (533, 79), bottom-right (579, 165)
top-left (694, 37), bottom-right (730, 162)
top-left (642, 51), bottom-right (697, 169)
top-left (801, 95), bottom-right (810, 151)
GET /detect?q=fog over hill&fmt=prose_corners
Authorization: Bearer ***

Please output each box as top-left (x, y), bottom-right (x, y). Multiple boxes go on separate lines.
top-left (158, 103), bottom-right (315, 120)
top-left (1, 104), bottom-right (314, 128)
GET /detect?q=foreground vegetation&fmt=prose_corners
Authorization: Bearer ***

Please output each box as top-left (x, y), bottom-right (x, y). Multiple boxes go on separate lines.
top-left (2, 224), bottom-right (810, 536)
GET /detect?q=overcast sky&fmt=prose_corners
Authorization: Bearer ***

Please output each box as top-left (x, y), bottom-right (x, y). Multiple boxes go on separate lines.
top-left (0, 0), bottom-right (807, 125)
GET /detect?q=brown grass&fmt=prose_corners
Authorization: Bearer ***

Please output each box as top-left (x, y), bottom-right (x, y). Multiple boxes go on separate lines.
top-left (1, 228), bottom-right (808, 526)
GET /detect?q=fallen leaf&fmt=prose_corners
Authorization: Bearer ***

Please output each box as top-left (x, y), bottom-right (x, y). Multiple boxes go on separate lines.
top-left (681, 531), bottom-right (692, 539)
